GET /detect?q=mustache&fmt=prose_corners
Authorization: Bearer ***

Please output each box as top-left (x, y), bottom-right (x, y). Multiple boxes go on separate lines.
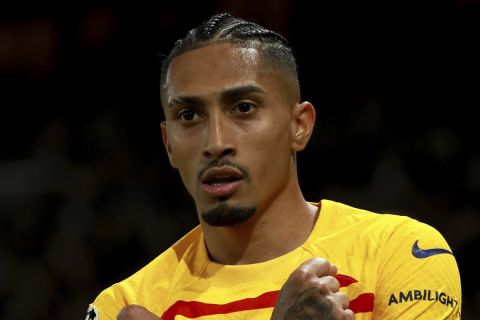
top-left (197, 159), bottom-right (249, 182)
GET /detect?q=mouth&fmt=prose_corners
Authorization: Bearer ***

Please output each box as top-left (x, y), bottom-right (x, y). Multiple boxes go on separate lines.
top-left (200, 167), bottom-right (244, 198)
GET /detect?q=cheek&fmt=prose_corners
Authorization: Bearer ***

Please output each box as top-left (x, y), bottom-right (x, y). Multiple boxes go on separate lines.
top-left (245, 118), bottom-right (293, 180)
top-left (168, 132), bottom-right (201, 192)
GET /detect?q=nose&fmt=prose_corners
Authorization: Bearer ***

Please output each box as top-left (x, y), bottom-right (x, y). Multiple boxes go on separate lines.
top-left (202, 112), bottom-right (235, 159)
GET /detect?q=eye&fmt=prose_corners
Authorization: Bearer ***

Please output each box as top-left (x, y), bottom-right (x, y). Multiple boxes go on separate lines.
top-left (233, 102), bottom-right (256, 114)
top-left (178, 109), bottom-right (201, 122)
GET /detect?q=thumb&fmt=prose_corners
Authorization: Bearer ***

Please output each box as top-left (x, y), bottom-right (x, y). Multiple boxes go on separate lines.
top-left (117, 305), bottom-right (161, 320)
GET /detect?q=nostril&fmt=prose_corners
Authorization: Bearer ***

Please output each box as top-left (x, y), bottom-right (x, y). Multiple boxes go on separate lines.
top-left (203, 147), bottom-right (235, 159)
top-left (221, 148), bottom-right (234, 157)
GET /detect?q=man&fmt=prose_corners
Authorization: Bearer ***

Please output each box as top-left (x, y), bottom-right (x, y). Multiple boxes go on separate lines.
top-left (87, 13), bottom-right (461, 319)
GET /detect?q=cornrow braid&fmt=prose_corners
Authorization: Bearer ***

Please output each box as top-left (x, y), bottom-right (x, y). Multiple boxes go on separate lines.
top-left (218, 21), bottom-right (255, 38)
top-left (220, 23), bottom-right (289, 46)
top-left (198, 12), bottom-right (231, 40)
top-left (160, 13), bottom-right (300, 101)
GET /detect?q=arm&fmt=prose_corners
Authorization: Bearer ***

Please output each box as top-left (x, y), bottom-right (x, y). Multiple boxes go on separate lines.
top-left (374, 220), bottom-right (461, 319)
top-left (112, 258), bottom-right (354, 320)
top-left (271, 258), bottom-right (355, 320)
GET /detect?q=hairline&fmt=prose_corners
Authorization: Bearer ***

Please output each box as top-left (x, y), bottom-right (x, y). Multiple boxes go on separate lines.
top-left (160, 39), bottom-right (300, 108)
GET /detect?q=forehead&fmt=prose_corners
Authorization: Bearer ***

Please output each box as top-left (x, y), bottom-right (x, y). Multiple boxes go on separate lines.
top-left (165, 43), bottom-right (265, 98)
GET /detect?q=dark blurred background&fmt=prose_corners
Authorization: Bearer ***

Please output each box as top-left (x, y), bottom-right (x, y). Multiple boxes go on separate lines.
top-left (0, 1), bottom-right (479, 319)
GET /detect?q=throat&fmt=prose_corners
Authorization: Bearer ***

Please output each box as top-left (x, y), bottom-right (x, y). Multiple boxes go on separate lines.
top-left (203, 202), bottom-right (320, 265)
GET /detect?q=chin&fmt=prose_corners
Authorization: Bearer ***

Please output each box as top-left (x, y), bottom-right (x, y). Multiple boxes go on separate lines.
top-left (200, 202), bottom-right (256, 227)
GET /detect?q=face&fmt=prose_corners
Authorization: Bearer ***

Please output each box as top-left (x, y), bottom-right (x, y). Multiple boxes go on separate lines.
top-left (161, 42), bottom-right (312, 226)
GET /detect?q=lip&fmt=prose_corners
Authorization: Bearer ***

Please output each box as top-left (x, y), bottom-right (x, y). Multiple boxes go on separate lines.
top-left (200, 167), bottom-right (244, 198)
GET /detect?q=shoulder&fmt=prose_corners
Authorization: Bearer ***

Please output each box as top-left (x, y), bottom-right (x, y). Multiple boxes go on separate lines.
top-left (320, 200), bottom-right (461, 317)
top-left (327, 200), bottom-right (458, 279)
top-left (324, 199), bottom-right (438, 225)
top-left (320, 199), bottom-right (417, 232)
top-left (318, 200), bottom-right (451, 254)
top-left (89, 226), bottom-right (204, 319)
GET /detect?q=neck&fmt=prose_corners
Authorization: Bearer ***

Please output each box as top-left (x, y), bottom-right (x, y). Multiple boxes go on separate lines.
top-left (201, 174), bottom-right (319, 265)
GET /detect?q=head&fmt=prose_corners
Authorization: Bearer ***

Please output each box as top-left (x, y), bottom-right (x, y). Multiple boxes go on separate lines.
top-left (160, 13), bottom-right (300, 103)
top-left (160, 13), bottom-right (315, 227)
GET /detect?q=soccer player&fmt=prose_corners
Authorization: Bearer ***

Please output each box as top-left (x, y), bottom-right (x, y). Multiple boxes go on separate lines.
top-left (87, 13), bottom-right (461, 320)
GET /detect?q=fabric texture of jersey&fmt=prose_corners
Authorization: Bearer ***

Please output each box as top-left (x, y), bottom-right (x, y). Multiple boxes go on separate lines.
top-left (89, 200), bottom-right (461, 319)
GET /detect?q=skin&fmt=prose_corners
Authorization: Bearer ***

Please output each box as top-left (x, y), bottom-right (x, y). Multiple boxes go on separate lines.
top-left (117, 42), bottom-right (353, 319)
top-left (271, 258), bottom-right (355, 320)
top-left (161, 42), bottom-right (317, 265)
top-left (117, 305), bottom-right (159, 320)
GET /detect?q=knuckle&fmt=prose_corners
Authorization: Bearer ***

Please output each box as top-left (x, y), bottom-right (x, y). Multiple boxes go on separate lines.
top-left (316, 281), bottom-right (330, 293)
top-left (329, 291), bottom-right (351, 310)
top-left (318, 275), bottom-right (337, 286)
top-left (337, 291), bottom-right (350, 302)
top-left (290, 267), bottom-right (311, 283)
top-left (345, 308), bottom-right (355, 317)
top-left (326, 275), bottom-right (341, 287)
top-left (309, 257), bottom-right (328, 265)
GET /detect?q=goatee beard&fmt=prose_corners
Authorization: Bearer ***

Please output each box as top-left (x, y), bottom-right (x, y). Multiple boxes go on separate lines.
top-left (201, 203), bottom-right (256, 227)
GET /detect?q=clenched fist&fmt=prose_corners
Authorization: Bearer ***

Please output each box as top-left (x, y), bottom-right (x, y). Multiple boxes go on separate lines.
top-left (117, 305), bottom-right (161, 320)
top-left (271, 258), bottom-right (355, 320)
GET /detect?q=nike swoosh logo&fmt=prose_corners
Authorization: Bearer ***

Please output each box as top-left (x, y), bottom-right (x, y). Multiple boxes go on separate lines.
top-left (412, 240), bottom-right (453, 258)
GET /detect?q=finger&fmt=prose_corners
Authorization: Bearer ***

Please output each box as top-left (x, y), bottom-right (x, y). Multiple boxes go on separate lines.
top-left (332, 291), bottom-right (350, 310)
top-left (329, 292), bottom-right (354, 320)
top-left (329, 263), bottom-right (338, 276)
top-left (327, 293), bottom-right (354, 320)
top-left (298, 257), bottom-right (331, 278)
top-left (344, 308), bottom-right (355, 319)
top-left (117, 305), bottom-right (161, 320)
top-left (315, 274), bottom-right (341, 292)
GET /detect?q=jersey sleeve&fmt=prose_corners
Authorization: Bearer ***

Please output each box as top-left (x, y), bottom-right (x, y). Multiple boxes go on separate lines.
top-left (374, 217), bottom-right (461, 319)
top-left (85, 304), bottom-right (111, 320)
top-left (85, 248), bottom-right (178, 320)
top-left (86, 285), bottom-right (127, 320)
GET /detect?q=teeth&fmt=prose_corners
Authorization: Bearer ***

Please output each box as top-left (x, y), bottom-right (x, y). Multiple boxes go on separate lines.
top-left (209, 181), bottom-right (227, 186)
top-left (207, 176), bottom-right (237, 185)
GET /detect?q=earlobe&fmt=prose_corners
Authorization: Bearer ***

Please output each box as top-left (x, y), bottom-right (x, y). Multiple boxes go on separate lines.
top-left (291, 101), bottom-right (316, 152)
top-left (160, 122), bottom-right (177, 168)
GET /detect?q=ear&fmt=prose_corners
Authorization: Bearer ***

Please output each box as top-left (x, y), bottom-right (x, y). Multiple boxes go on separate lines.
top-left (161, 121), bottom-right (177, 168)
top-left (291, 101), bottom-right (316, 152)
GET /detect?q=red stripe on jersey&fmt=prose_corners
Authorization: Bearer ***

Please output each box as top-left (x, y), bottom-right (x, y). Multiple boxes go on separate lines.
top-left (162, 274), bottom-right (373, 319)
top-left (161, 291), bottom-right (279, 320)
top-left (349, 293), bottom-right (375, 313)
top-left (335, 274), bottom-right (358, 287)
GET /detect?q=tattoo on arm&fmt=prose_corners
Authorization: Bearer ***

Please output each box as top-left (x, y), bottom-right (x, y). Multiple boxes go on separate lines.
top-left (284, 288), bottom-right (333, 320)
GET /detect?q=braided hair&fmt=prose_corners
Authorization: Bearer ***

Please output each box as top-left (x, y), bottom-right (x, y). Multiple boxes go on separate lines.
top-left (160, 13), bottom-right (300, 101)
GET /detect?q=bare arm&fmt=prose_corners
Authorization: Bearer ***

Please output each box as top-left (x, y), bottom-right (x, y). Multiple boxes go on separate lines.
top-left (271, 258), bottom-right (355, 320)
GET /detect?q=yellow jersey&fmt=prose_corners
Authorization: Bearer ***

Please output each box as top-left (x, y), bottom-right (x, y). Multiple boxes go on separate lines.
top-left (87, 200), bottom-right (461, 319)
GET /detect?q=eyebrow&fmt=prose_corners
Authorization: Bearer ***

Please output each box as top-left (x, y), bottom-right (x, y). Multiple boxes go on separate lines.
top-left (220, 85), bottom-right (265, 103)
top-left (167, 85), bottom-right (265, 108)
top-left (168, 96), bottom-right (204, 109)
